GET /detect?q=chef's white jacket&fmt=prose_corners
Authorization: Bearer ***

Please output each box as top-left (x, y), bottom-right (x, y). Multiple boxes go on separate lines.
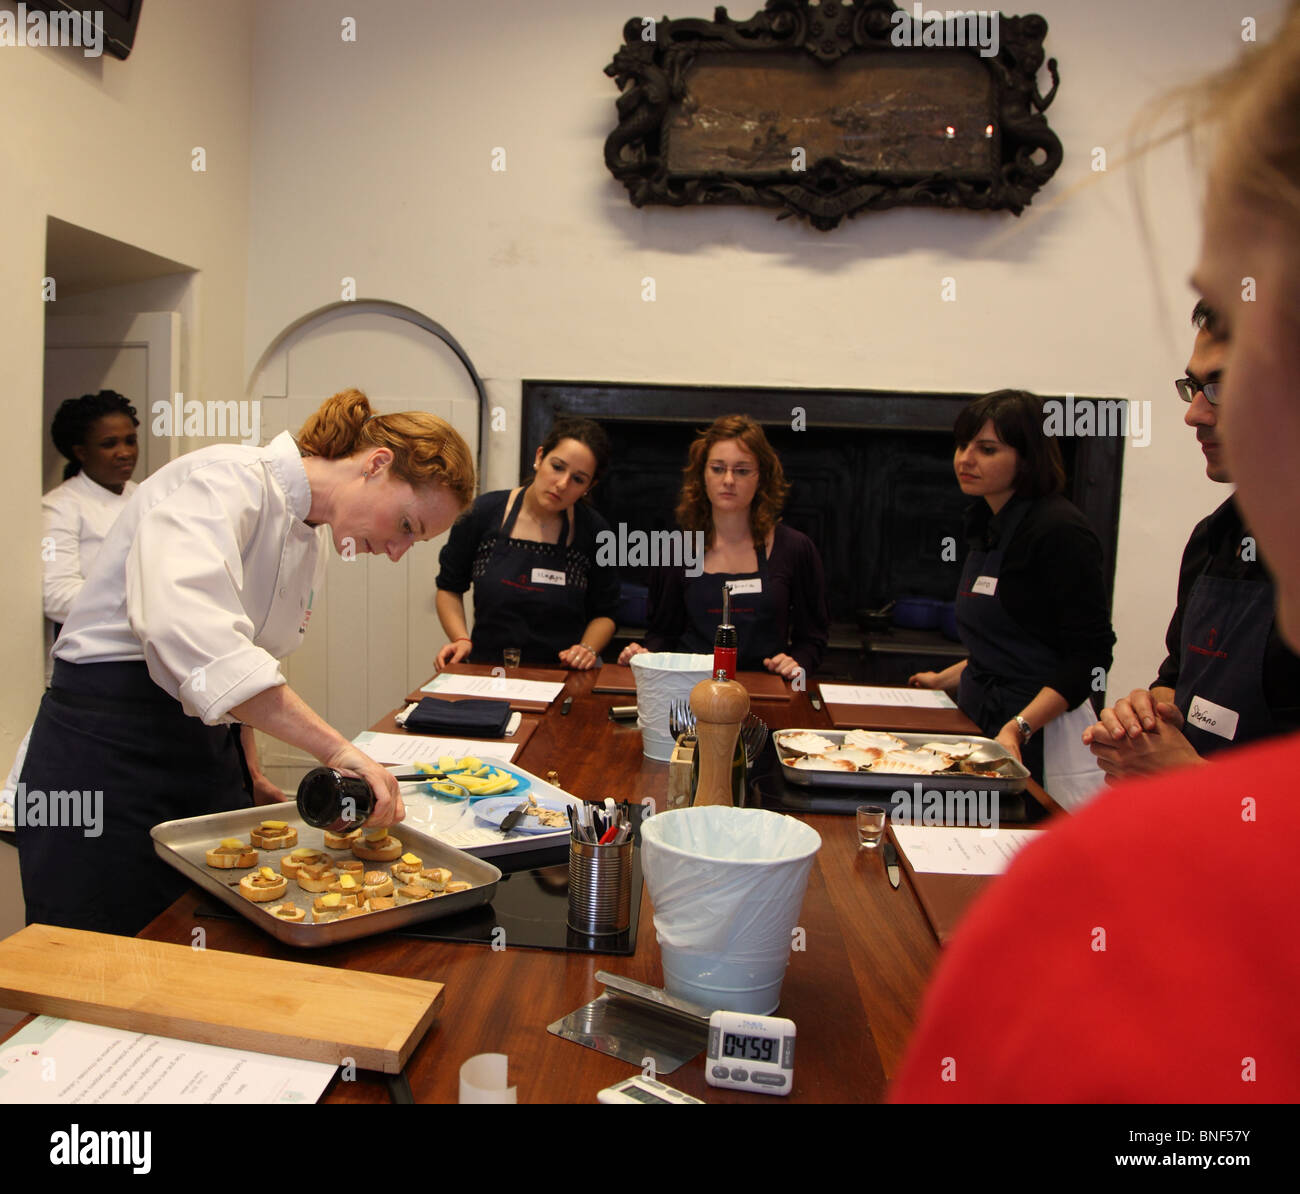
top-left (54, 431), bottom-right (326, 725)
top-left (41, 472), bottom-right (139, 623)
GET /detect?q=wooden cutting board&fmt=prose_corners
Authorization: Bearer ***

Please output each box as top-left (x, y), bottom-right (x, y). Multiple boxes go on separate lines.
top-left (824, 702), bottom-right (980, 733)
top-left (407, 663), bottom-right (568, 713)
top-left (593, 663), bottom-right (793, 701)
top-left (0, 925), bottom-right (443, 1074)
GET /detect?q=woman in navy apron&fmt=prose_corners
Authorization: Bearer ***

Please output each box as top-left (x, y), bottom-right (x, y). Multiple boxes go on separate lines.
top-left (619, 415), bottom-right (829, 679)
top-left (14, 390), bottom-right (475, 937)
top-left (435, 418), bottom-right (620, 670)
top-left (909, 391), bottom-right (1114, 806)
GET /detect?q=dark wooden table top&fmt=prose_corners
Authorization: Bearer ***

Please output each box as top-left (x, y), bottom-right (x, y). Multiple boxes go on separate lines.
top-left (135, 668), bottom-right (1057, 1104)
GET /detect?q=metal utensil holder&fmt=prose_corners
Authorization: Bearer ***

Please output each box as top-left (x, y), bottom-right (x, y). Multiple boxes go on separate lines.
top-left (567, 837), bottom-right (633, 935)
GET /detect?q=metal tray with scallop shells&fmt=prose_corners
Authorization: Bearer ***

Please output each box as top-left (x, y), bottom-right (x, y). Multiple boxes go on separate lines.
top-left (773, 729), bottom-right (1029, 794)
top-left (152, 805), bottom-right (501, 948)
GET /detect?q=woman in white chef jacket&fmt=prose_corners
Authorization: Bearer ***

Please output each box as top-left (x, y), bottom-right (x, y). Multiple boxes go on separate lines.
top-left (14, 389), bottom-right (475, 937)
top-left (42, 390), bottom-right (140, 633)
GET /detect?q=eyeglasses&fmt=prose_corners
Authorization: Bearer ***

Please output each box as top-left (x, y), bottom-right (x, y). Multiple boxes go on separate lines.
top-left (1175, 374), bottom-right (1221, 406)
top-left (707, 463), bottom-right (756, 480)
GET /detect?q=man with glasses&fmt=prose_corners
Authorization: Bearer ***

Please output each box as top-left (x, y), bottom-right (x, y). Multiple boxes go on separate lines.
top-left (1083, 302), bottom-right (1300, 778)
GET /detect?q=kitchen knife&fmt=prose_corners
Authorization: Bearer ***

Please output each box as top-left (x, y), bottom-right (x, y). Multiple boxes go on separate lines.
top-left (499, 801), bottom-right (530, 833)
top-left (882, 840), bottom-right (901, 889)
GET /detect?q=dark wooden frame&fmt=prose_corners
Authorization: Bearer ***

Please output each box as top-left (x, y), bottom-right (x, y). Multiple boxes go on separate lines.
top-left (604, 0), bottom-right (1062, 230)
top-left (521, 379), bottom-right (1124, 603)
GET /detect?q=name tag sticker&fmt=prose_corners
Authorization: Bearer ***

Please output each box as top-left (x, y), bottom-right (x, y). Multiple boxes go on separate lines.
top-left (972, 575), bottom-right (998, 596)
top-left (726, 578), bottom-right (762, 595)
top-left (1187, 695), bottom-right (1240, 741)
top-left (531, 568), bottom-right (566, 586)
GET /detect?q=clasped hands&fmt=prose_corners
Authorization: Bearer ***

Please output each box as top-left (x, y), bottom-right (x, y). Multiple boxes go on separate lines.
top-left (1082, 689), bottom-right (1205, 782)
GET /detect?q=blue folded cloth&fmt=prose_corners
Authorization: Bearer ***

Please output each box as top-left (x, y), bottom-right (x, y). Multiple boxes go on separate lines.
top-left (401, 696), bottom-right (511, 738)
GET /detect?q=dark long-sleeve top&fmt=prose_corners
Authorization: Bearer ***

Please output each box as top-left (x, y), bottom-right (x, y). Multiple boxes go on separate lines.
top-left (644, 522), bottom-right (830, 675)
top-left (1151, 495), bottom-right (1300, 731)
top-left (963, 494), bottom-right (1115, 709)
top-left (435, 490), bottom-right (621, 658)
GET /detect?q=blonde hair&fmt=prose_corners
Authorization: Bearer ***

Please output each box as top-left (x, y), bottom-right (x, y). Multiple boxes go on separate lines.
top-left (1196, 3), bottom-right (1300, 229)
top-left (297, 388), bottom-right (476, 509)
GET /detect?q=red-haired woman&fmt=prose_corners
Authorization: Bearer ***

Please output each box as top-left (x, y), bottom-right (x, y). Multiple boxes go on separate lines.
top-left (14, 389), bottom-right (475, 936)
top-left (619, 415), bottom-right (828, 681)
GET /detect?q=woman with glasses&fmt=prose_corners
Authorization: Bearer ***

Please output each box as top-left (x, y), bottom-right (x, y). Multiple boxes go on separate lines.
top-left (435, 416), bottom-right (620, 670)
top-left (618, 415), bottom-right (828, 680)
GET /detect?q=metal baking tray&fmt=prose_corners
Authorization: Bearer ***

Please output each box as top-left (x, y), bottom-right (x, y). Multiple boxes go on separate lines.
top-left (773, 729), bottom-right (1029, 794)
top-left (152, 805), bottom-right (502, 948)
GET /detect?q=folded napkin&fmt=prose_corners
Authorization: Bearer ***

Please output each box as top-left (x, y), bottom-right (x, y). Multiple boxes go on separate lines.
top-left (398, 696), bottom-right (511, 738)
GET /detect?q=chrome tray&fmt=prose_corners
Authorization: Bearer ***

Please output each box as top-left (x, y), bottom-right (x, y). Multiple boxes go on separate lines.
top-left (773, 729), bottom-right (1029, 794)
top-left (152, 805), bottom-right (502, 948)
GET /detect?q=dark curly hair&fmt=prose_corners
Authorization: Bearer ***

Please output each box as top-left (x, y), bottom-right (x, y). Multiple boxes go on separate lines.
top-left (535, 416), bottom-right (612, 490)
top-left (675, 414), bottom-right (790, 548)
top-left (51, 390), bottom-right (139, 480)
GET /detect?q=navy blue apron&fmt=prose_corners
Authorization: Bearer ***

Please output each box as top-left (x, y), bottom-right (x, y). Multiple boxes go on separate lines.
top-left (956, 501), bottom-right (1061, 787)
top-left (15, 660), bottom-right (251, 937)
top-left (1174, 573), bottom-right (1277, 756)
top-left (469, 490), bottom-right (591, 666)
top-left (679, 541), bottom-right (784, 670)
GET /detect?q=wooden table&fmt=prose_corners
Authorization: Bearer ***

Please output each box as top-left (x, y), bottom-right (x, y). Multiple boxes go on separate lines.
top-left (133, 669), bottom-right (1057, 1104)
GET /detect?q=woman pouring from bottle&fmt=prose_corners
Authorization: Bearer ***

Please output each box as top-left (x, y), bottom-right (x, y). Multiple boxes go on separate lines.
top-left (619, 415), bottom-right (829, 681)
top-left (434, 416), bottom-right (619, 670)
top-left (909, 390), bottom-right (1114, 804)
top-left (15, 389), bottom-right (475, 936)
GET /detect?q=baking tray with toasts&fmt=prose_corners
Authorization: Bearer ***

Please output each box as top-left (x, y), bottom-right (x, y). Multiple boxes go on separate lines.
top-left (152, 805), bottom-right (502, 948)
top-left (772, 728), bottom-right (1029, 794)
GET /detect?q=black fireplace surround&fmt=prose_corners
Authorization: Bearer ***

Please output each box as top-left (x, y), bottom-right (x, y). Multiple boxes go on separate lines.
top-left (521, 381), bottom-right (1123, 649)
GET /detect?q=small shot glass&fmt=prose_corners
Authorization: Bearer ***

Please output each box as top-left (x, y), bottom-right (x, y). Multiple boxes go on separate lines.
top-left (503, 647), bottom-right (522, 670)
top-left (856, 805), bottom-right (887, 850)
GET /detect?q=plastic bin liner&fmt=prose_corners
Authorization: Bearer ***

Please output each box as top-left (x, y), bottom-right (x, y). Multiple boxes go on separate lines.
top-left (630, 652), bottom-right (713, 761)
top-left (640, 807), bottom-right (822, 1014)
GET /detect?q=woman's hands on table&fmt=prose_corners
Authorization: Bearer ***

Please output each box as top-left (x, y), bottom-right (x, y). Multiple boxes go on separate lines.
top-left (618, 642), bottom-right (648, 666)
top-left (435, 638), bottom-right (473, 671)
top-left (763, 653), bottom-right (801, 679)
top-left (558, 642), bottom-right (601, 669)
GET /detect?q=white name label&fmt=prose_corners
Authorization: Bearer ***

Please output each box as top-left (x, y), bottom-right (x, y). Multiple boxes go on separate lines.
top-left (532, 568), bottom-right (566, 586)
top-left (726, 578), bottom-right (762, 595)
top-left (972, 575), bottom-right (998, 596)
top-left (1187, 695), bottom-right (1239, 741)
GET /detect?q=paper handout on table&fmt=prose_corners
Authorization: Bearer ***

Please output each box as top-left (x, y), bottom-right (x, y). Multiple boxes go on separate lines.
top-left (353, 730), bottom-right (518, 765)
top-left (421, 673), bottom-right (565, 705)
top-left (890, 825), bottom-right (1044, 876)
top-left (0, 1015), bottom-right (336, 1105)
top-left (819, 683), bottom-right (957, 709)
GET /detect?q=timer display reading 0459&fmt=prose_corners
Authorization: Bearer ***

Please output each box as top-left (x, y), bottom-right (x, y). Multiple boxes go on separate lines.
top-left (722, 1033), bottom-right (776, 1063)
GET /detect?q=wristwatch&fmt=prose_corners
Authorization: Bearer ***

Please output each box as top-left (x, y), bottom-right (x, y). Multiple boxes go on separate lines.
top-left (1013, 715), bottom-right (1034, 744)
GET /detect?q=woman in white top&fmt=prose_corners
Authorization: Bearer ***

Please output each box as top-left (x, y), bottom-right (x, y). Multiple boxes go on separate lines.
top-left (42, 390), bottom-right (140, 628)
top-left (14, 389), bottom-right (475, 936)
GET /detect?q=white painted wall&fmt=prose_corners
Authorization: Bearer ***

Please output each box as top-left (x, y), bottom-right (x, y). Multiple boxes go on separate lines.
top-left (242, 0), bottom-right (1273, 700)
top-left (0, 0), bottom-right (255, 859)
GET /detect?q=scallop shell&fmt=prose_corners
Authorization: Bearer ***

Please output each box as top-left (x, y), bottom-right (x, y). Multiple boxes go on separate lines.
top-left (922, 741), bottom-right (975, 759)
top-left (823, 746), bottom-right (882, 769)
top-left (792, 754), bottom-right (859, 771)
top-left (844, 730), bottom-right (907, 752)
top-left (872, 749), bottom-right (953, 775)
top-left (778, 732), bottom-right (837, 756)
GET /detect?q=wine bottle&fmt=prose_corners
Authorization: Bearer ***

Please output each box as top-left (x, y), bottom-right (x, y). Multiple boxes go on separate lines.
top-left (297, 767), bottom-right (374, 833)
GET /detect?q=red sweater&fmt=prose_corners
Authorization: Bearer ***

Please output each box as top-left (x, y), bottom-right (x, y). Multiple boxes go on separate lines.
top-left (890, 731), bottom-right (1300, 1103)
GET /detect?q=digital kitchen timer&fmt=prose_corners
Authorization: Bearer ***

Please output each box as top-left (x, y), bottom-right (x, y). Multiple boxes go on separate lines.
top-left (705, 1010), bottom-right (795, 1096)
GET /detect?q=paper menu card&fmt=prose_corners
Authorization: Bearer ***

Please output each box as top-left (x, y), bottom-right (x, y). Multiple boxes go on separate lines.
top-left (353, 730), bottom-right (518, 765)
top-left (890, 825), bottom-right (1044, 876)
top-left (420, 673), bottom-right (565, 704)
top-left (0, 1015), bottom-right (336, 1105)
top-left (819, 684), bottom-right (957, 709)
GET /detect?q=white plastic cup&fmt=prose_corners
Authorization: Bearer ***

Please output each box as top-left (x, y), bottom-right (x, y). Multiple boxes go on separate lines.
top-left (629, 651), bottom-right (714, 761)
top-left (639, 806), bottom-right (822, 1014)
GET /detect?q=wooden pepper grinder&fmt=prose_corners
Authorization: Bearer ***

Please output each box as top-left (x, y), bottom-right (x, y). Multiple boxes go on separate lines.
top-left (689, 672), bottom-right (750, 807)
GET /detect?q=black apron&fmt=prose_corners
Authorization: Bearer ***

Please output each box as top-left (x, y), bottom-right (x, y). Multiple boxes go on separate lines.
top-left (956, 501), bottom-right (1060, 786)
top-left (15, 660), bottom-right (251, 937)
top-left (679, 541), bottom-right (784, 670)
top-left (469, 490), bottom-right (592, 666)
top-left (1175, 573), bottom-right (1277, 756)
